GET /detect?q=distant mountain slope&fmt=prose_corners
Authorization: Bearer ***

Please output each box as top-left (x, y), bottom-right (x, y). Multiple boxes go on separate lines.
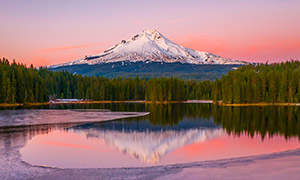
top-left (51, 61), bottom-right (241, 80)
top-left (49, 29), bottom-right (248, 68)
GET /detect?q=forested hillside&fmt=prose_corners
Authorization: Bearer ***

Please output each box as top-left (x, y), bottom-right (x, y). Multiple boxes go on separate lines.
top-left (50, 61), bottom-right (239, 80)
top-left (0, 58), bottom-right (211, 103)
top-left (214, 61), bottom-right (300, 103)
top-left (1, 58), bottom-right (300, 104)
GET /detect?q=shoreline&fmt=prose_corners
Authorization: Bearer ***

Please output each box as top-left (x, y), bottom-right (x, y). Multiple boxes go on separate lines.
top-left (0, 100), bottom-right (213, 107)
top-left (0, 103), bottom-right (24, 107)
top-left (0, 110), bottom-right (149, 128)
top-left (1, 100), bottom-right (300, 107)
top-left (219, 102), bottom-right (300, 107)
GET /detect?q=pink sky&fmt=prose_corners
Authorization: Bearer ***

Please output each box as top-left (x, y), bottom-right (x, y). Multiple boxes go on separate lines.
top-left (0, 0), bottom-right (299, 66)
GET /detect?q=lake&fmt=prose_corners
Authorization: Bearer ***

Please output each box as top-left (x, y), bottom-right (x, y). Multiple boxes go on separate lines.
top-left (1, 103), bottom-right (300, 169)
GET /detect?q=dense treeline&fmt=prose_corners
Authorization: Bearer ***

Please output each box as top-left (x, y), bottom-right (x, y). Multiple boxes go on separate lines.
top-left (0, 58), bottom-right (212, 103)
top-left (52, 61), bottom-right (238, 80)
top-left (214, 61), bottom-right (300, 103)
top-left (1, 57), bottom-right (300, 104)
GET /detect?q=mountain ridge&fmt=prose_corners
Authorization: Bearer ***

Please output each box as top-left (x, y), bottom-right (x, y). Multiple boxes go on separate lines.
top-left (50, 61), bottom-right (241, 80)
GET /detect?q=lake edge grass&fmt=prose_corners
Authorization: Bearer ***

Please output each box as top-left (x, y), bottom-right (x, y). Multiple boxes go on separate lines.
top-left (218, 102), bottom-right (300, 106)
top-left (0, 103), bottom-right (23, 107)
top-left (1, 101), bottom-right (300, 107)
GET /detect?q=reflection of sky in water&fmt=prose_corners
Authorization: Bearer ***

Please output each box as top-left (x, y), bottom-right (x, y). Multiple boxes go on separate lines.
top-left (20, 118), bottom-right (300, 168)
top-left (69, 118), bottom-right (223, 163)
top-left (74, 128), bottom-right (223, 163)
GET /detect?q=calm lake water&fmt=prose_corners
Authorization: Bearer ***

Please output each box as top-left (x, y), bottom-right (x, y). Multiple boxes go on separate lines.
top-left (1, 103), bottom-right (300, 168)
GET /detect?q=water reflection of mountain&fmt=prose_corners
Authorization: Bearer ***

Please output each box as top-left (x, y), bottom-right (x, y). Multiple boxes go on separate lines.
top-left (73, 117), bottom-right (219, 132)
top-left (69, 119), bottom-right (223, 163)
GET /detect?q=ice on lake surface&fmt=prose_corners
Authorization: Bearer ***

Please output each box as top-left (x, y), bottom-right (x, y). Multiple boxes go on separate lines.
top-left (0, 109), bottom-right (148, 127)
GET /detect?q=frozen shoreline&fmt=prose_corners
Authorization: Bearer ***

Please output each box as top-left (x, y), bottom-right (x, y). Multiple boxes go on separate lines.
top-left (0, 109), bottom-right (149, 127)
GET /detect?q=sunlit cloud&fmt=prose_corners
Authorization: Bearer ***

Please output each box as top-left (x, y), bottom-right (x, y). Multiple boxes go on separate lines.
top-left (41, 42), bottom-right (107, 53)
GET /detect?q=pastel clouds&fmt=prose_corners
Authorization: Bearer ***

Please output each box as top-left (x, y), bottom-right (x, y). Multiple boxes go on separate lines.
top-left (13, 42), bottom-right (109, 67)
top-left (0, 0), bottom-right (299, 66)
top-left (41, 42), bottom-right (107, 53)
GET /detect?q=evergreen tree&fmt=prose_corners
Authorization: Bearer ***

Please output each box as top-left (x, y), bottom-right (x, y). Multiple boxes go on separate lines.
top-left (1, 58), bottom-right (300, 104)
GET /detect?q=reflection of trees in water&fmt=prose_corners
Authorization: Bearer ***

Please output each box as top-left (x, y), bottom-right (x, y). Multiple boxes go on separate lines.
top-left (143, 104), bottom-right (300, 140)
top-left (212, 106), bottom-right (300, 140)
top-left (97, 103), bottom-right (300, 140)
top-left (3, 103), bottom-right (300, 140)
top-left (105, 104), bottom-right (214, 126)
top-left (0, 123), bottom-right (73, 153)
top-left (144, 104), bottom-right (212, 126)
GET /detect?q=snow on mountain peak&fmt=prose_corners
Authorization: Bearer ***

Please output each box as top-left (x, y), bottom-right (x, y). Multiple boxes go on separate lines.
top-left (140, 29), bottom-right (163, 40)
top-left (116, 29), bottom-right (165, 49)
top-left (50, 29), bottom-right (248, 68)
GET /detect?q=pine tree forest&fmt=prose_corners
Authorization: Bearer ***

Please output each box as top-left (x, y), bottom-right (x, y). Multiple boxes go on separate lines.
top-left (1, 58), bottom-right (300, 104)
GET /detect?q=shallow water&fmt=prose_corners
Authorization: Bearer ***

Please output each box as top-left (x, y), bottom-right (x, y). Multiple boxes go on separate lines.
top-left (2, 103), bottom-right (300, 168)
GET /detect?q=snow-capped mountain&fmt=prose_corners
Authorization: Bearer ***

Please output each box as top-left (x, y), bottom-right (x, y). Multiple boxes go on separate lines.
top-left (50, 29), bottom-right (248, 68)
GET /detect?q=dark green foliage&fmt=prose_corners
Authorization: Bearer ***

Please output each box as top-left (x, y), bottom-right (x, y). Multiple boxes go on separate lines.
top-left (0, 58), bottom-right (212, 103)
top-left (51, 61), bottom-right (240, 80)
top-left (215, 60), bottom-right (300, 103)
top-left (1, 57), bottom-right (300, 104)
